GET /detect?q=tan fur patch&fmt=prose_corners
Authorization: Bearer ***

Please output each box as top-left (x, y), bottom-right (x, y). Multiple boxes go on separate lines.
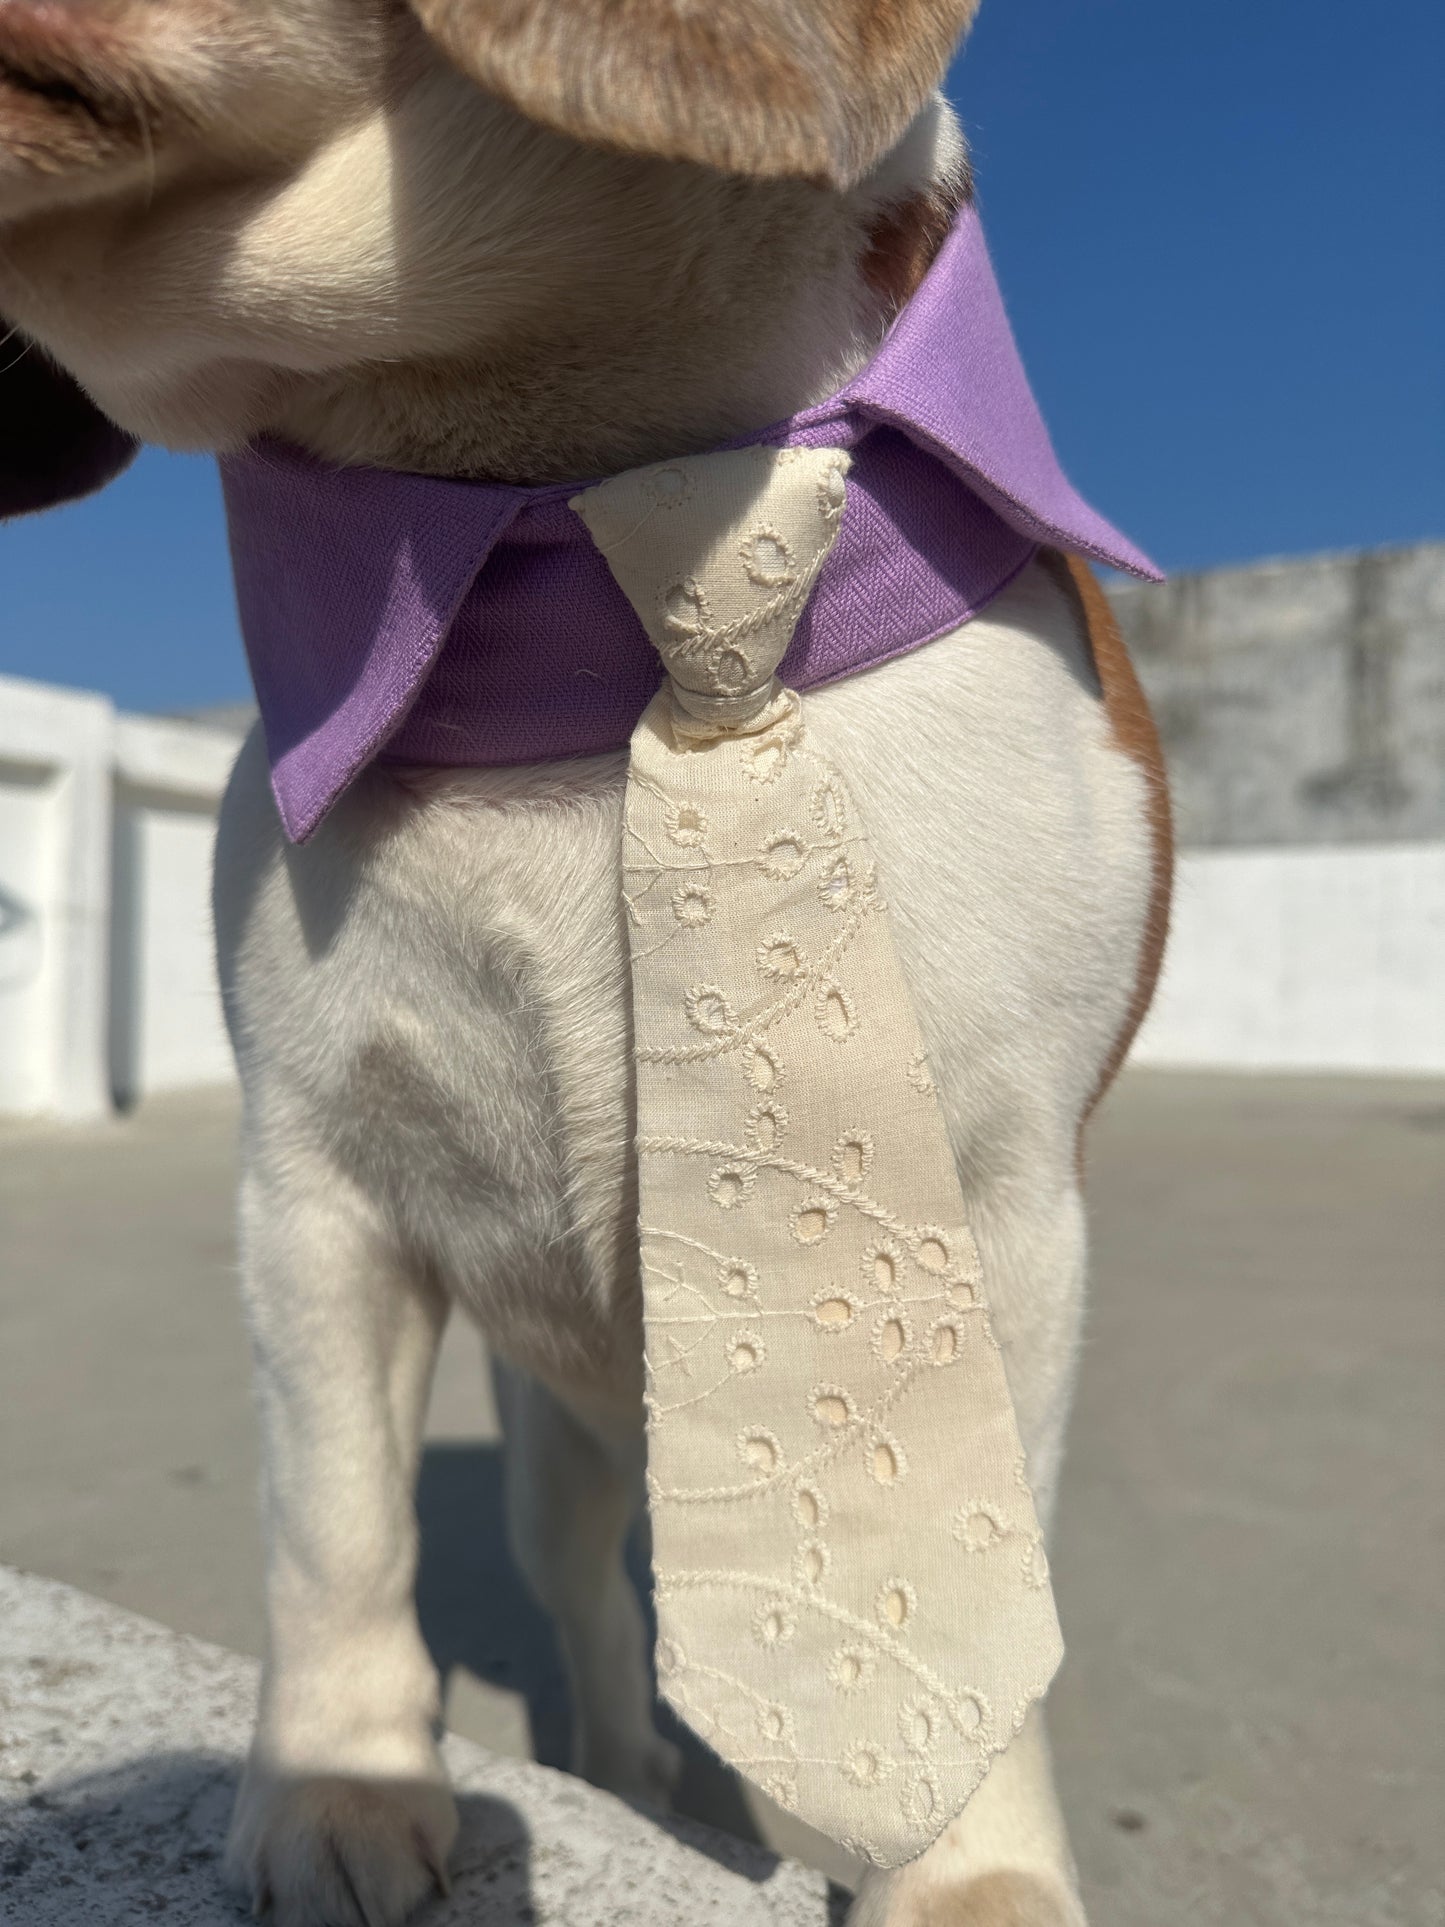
top-left (410, 0), bottom-right (982, 186)
top-left (861, 174), bottom-right (971, 318)
top-left (0, 21), bottom-right (147, 179)
top-left (912, 1870), bottom-right (1085, 1927)
top-left (1040, 549), bottom-right (1173, 1116)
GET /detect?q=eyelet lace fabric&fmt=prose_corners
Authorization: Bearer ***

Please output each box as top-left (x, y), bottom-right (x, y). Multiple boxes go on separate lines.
top-left (572, 446), bottom-right (1062, 1869)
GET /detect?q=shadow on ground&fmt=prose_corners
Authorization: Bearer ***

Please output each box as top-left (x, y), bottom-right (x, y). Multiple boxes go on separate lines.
top-left (414, 1438), bottom-right (791, 1877)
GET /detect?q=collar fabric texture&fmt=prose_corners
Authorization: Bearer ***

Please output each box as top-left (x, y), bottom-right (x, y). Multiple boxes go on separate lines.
top-left (219, 204), bottom-right (1160, 844)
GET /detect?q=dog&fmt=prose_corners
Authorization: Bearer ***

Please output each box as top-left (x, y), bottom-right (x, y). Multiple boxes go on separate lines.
top-left (0, 2), bottom-right (1171, 1922)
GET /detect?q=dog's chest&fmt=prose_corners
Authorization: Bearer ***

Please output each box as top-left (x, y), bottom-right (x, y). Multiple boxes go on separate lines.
top-left (218, 561), bottom-right (1153, 1407)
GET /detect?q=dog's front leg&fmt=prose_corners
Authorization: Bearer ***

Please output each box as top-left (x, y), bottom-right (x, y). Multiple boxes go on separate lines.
top-left (225, 1154), bottom-right (457, 1927)
top-left (493, 1364), bottom-right (682, 1808)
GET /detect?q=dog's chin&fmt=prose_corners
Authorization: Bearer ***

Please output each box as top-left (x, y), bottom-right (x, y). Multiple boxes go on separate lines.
top-left (0, 156), bottom-right (157, 226)
top-left (0, 133), bottom-right (148, 224)
top-left (89, 359), bottom-right (303, 458)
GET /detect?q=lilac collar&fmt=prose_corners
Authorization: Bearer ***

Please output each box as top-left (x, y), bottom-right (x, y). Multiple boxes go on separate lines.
top-left (221, 206), bottom-right (1159, 844)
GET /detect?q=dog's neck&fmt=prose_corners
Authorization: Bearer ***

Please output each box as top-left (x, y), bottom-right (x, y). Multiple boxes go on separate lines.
top-left (261, 135), bottom-right (967, 486)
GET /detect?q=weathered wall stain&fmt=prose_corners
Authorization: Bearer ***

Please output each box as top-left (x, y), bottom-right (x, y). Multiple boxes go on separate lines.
top-left (1110, 541), bottom-right (1445, 849)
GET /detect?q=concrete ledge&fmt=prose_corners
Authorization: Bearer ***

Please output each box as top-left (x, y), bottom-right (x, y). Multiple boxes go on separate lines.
top-left (0, 1567), bottom-right (839, 1925)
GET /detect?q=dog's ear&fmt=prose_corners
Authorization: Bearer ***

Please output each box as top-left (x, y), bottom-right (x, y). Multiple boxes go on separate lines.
top-left (0, 327), bottom-right (139, 519)
top-left (408, 0), bottom-right (980, 188)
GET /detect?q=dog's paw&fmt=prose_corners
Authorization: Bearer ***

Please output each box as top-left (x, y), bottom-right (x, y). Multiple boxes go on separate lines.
top-left (225, 1769), bottom-right (458, 1926)
top-left (848, 1870), bottom-right (1087, 1927)
top-left (629, 1730), bottom-right (686, 1810)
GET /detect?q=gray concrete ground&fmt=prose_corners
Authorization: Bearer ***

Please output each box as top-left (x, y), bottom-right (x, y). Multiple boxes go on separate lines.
top-left (2, 1072), bottom-right (1442, 1924)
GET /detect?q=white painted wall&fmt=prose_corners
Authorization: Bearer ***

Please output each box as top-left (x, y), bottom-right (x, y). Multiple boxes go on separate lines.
top-left (1, 667), bottom-right (1442, 1118)
top-left (110, 716), bottom-right (242, 1105)
top-left (0, 757), bottom-right (56, 1112)
top-left (1132, 842), bottom-right (1445, 1074)
top-left (0, 673), bottom-right (242, 1120)
top-left (0, 678), bottom-right (115, 1119)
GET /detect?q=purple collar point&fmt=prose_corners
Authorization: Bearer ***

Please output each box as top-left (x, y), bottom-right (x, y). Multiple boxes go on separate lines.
top-left (222, 207), bottom-right (1160, 843)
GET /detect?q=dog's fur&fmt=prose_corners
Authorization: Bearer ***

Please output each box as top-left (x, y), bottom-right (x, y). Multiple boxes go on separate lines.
top-left (0, 4), bottom-right (1170, 1923)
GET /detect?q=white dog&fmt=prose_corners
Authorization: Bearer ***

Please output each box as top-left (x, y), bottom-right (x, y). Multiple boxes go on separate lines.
top-left (0, 1), bottom-right (1170, 1921)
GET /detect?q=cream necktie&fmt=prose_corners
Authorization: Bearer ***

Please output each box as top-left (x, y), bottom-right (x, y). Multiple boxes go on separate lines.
top-left (571, 445), bottom-right (1062, 1869)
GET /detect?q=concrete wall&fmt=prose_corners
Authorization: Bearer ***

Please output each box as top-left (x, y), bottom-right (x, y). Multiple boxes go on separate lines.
top-left (1113, 541), bottom-right (1445, 849)
top-left (0, 674), bottom-right (241, 1120)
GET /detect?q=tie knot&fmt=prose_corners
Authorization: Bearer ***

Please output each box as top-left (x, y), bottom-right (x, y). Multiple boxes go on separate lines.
top-left (571, 444), bottom-right (851, 711)
top-left (668, 678), bottom-right (798, 743)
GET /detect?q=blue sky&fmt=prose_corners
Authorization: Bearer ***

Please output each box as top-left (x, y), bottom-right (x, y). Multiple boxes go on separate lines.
top-left (2, 0), bottom-right (1441, 713)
